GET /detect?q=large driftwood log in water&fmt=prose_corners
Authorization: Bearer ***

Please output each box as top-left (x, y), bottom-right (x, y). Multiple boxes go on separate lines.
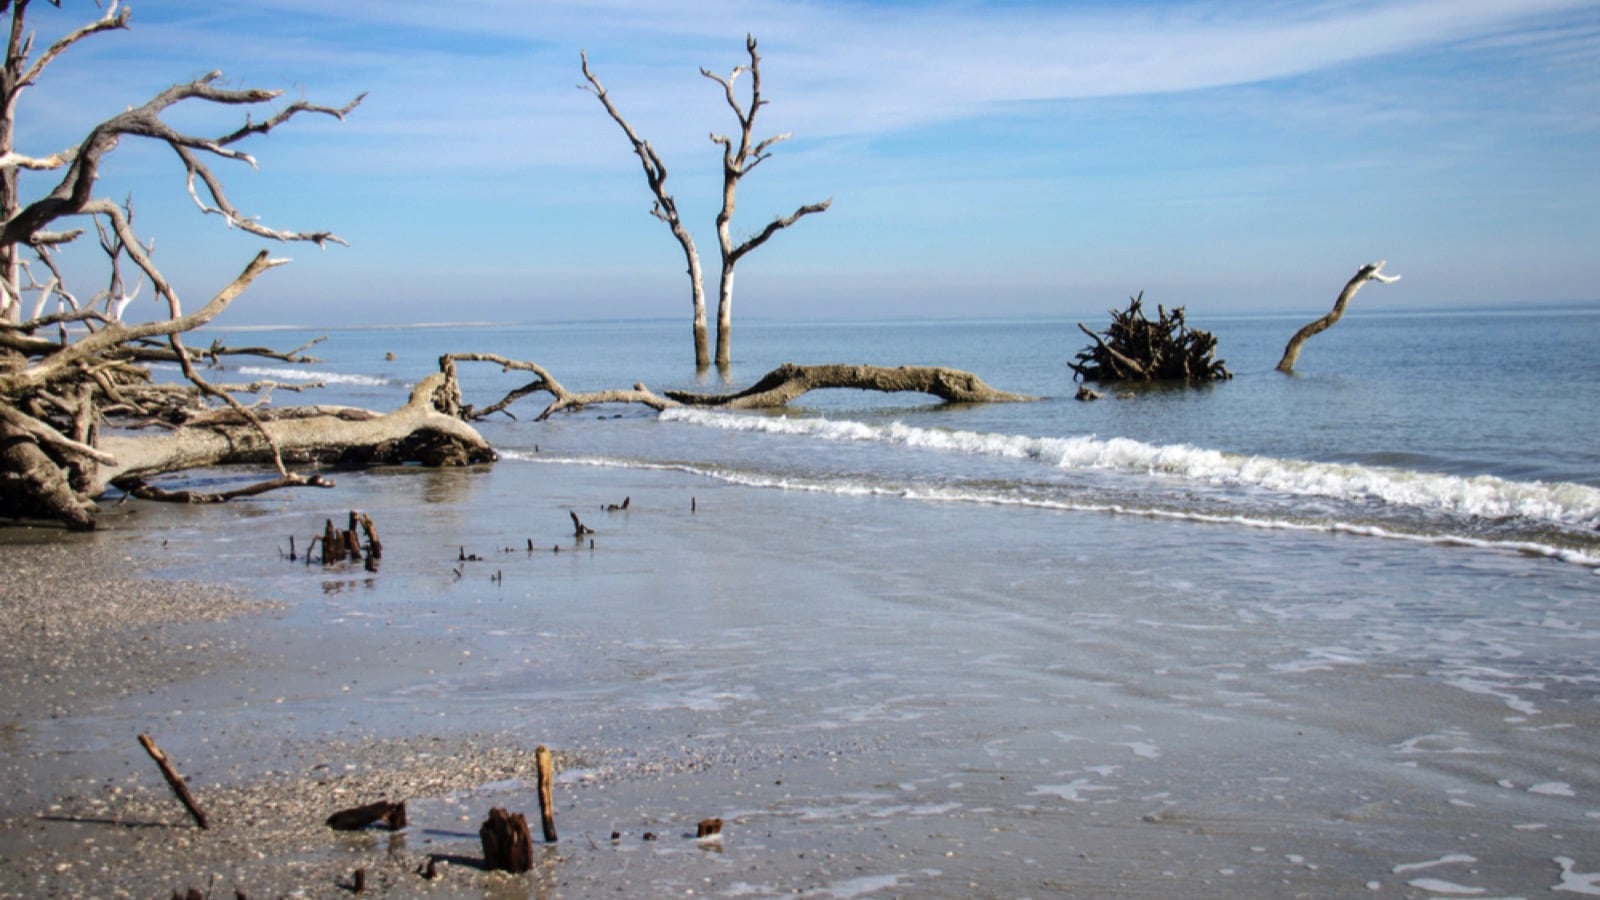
top-left (440, 356), bottom-right (1033, 420)
top-left (666, 363), bottom-right (1036, 407)
top-left (1275, 261), bottom-right (1401, 374)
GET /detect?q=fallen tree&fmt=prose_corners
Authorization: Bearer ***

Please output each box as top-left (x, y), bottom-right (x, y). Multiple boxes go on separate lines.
top-left (0, 5), bottom-right (494, 531)
top-left (439, 356), bottom-right (1034, 420)
top-left (665, 363), bottom-right (1035, 408)
top-left (1276, 261), bottom-right (1401, 374)
top-left (1070, 293), bottom-right (1230, 384)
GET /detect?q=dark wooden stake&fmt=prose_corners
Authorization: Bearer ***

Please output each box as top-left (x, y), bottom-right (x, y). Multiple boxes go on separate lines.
top-left (536, 745), bottom-right (558, 843)
top-left (137, 734), bottom-right (208, 829)
top-left (357, 511), bottom-right (383, 559)
top-left (479, 807), bottom-right (533, 873)
top-left (570, 510), bottom-right (594, 538)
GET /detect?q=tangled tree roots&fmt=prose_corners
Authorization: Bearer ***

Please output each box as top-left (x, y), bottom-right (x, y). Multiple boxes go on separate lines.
top-left (1070, 292), bottom-right (1230, 384)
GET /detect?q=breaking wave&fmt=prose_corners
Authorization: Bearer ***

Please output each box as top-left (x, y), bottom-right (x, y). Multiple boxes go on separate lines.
top-left (657, 409), bottom-right (1600, 533)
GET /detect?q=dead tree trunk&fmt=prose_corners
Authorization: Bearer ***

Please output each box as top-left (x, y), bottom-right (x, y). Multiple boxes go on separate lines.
top-left (667, 363), bottom-right (1035, 407)
top-left (1276, 261), bottom-right (1401, 374)
top-left (0, 5), bottom-right (374, 530)
top-left (580, 53), bottom-right (710, 369)
top-left (582, 35), bottom-right (830, 372)
top-left (704, 35), bottom-right (832, 370)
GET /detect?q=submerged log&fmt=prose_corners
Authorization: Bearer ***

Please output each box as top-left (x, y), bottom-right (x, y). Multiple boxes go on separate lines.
top-left (1276, 261), bottom-right (1401, 374)
top-left (479, 807), bottom-right (534, 873)
top-left (667, 363), bottom-right (1035, 407)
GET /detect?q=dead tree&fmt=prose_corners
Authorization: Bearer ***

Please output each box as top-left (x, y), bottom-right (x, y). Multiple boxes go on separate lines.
top-left (578, 52), bottom-right (709, 368)
top-left (441, 355), bottom-right (1034, 418)
top-left (1275, 261), bottom-right (1401, 374)
top-left (0, 5), bottom-right (492, 530)
top-left (668, 363), bottom-right (1035, 407)
top-left (582, 35), bottom-right (831, 371)
top-left (1070, 293), bottom-right (1231, 384)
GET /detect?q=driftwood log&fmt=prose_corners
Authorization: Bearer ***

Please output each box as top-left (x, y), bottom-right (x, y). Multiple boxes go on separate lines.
top-left (666, 363), bottom-right (1035, 407)
top-left (442, 356), bottom-right (1034, 421)
top-left (1276, 261), bottom-right (1401, 373)
top-left (1070, 293), bottom-right (1230, 384)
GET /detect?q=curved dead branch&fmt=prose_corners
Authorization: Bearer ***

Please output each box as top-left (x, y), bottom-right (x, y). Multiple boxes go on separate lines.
top-left (1276, 261), bottom-right (1401, 374)
top-left (441, 353), bottom-right (677, 422)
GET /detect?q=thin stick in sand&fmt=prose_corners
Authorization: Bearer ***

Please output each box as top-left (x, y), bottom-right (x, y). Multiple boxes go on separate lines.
top-left (137, 733), bottom-right (208, 829)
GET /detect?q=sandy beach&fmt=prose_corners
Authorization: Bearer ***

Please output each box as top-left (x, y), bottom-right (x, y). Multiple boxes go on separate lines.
top-left (3, 454), bottom-right (1598, 899)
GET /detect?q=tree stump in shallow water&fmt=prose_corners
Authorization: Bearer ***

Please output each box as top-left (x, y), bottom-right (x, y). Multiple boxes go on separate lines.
top-left (479, 807), bottom-right (534, 873)
top-left (1071, 292), bottom-right (1230, 384)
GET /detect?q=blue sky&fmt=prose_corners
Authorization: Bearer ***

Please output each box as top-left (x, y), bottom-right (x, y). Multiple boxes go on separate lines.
top-left (18, 0), bottom-right (1600, 325)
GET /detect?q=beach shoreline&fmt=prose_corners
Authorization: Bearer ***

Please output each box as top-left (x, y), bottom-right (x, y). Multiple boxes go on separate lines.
top-left (3, 455), bottom-right (1598, 898)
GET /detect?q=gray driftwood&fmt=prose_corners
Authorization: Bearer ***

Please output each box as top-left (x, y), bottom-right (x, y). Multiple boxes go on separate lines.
top-left (1276, 261), bottom-right (1401, 373)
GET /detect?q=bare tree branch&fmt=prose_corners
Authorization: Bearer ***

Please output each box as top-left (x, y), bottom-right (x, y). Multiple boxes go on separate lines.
top-left (1276, 261), bottom-right (1401, 374)
top-left (580, 50), bottom-right (710, 368)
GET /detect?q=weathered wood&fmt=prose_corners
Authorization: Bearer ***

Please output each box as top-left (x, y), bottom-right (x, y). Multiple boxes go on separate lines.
top-left (583, 36), bottom-right (829, 370)
top-left (697, 818), bottom-right (723, 838)
top-left (667, 363), bottom-right (1035, 408)
top-left (479, 807), bottom-right (534, 873)
top-left (1276, 261), bottom-right (1401, 374)
top-left (137, 734), bottom-right (208, 829)
top-left (1070, 293), bottom-right (1230, 384)
top-left (536, 745), bottom-right (558, 843)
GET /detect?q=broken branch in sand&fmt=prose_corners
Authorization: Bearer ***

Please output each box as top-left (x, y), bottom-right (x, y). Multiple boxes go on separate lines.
top-left (137, 734), bottom-right (208, 830)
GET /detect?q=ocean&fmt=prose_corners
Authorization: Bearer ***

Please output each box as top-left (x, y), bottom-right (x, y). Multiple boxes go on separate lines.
top-left (46, 307), bottom-right (1600, 895)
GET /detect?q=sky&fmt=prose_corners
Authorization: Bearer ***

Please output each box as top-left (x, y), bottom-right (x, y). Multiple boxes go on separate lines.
top-left (15, 0), bottom-right (1600, 326)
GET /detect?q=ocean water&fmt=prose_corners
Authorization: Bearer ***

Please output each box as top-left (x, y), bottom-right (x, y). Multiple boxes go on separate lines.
top-left (77, 307), bottom-right (1600, 894)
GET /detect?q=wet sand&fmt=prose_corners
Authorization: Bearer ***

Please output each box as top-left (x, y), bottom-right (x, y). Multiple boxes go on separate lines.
top-left (3, 460), bottom-right (1598, 898)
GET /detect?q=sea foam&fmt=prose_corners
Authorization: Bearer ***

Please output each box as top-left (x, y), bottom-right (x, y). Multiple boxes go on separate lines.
top-left (659, 409), bottom-right (1600, 529)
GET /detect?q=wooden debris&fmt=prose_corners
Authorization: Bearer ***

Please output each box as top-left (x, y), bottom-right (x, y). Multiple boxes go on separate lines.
top-left (1071, 292), bottom-right (1230, 384)
top-left (352, 867), bottom-right (366, 894)
top-left (570, 510), bottom-right (594, 538)
top-left (325, 799), bottom-right (407, 831)
top-left (697, 818), bottom-right (723, 838)
top-left (138, 733), bottom-right (208, 829)
top-left (479, 807), bottom-right (534, 873)
top-left (536, 745), bottom-right (558, 843)
top-left (605, 496), bottom-right (630, 512)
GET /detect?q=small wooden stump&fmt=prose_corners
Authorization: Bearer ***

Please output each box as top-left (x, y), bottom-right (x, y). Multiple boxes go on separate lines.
top-left (479, 807), bottom-right (534, 873)
top-left (697, 818), bottom-right (723, 838)
top-left (536, 745), bottom-right (558, 843)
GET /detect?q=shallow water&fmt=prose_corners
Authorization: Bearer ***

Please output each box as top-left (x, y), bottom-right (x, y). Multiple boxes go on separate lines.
top-left (13, 310), bottom-right (1600, 896)
top-left (49, 446), bottom-right (1596, 896)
